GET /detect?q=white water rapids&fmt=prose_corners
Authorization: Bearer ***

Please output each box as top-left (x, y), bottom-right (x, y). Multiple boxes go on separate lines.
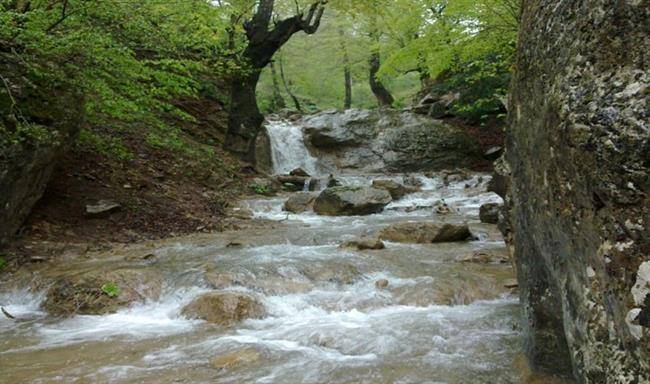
top-left (0, 120), bottom-right (564, 383)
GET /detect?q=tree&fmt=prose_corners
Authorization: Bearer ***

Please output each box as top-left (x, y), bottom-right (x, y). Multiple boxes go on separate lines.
top-left (224, 0), bottom-right (327, 163)
top-left (339, 28), bottom-right (352, 109)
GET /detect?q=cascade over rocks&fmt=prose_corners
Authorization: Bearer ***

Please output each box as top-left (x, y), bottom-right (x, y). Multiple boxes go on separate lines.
top-left (313, 186), bottom-right (392, 216)
top-left (507, 1), bottom-right (649, 381)
top-left (300, 109), bottom-right (480, 172)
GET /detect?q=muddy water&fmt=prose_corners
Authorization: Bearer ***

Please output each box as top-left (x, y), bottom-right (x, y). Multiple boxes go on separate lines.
top-left (0, 172), bottom-right (554, 384)
top-left (0, 118), bottom-right (568, 383)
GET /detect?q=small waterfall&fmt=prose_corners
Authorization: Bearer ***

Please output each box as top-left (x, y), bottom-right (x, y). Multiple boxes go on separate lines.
top-left (265, 120), bottom-right (319, 176)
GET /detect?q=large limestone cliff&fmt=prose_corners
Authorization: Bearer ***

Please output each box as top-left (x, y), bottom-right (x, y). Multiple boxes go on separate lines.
top-left (508, 1), bottom-right (649, 382)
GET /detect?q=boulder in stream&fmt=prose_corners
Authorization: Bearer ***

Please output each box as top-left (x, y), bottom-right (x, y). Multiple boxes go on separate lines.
top-left (42, 268), bottom-right (163, 316)
top-left (379, 222), bottom-right (472, 243)
top-left (313, 186), bottom-right (392, 216)
top-left (283, 192), bottom-right (317, 213)
top-left (371, 180), bottom-right (419, 200)
top-left (479, 203), bottom-right (501, 224)
top-left (181, 292), bottom-right (265, 326)
top-left (340, 237), bottom-right (385, 250)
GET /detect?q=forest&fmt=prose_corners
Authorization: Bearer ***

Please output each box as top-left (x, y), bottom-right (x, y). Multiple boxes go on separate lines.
top-left (0, 1), bottom-right (647, 383)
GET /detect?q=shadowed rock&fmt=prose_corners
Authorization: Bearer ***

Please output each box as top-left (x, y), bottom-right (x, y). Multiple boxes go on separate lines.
top-left (379, 222), bottom-right (472, 243)
top-left (314, 186), bottom-right (392, 216)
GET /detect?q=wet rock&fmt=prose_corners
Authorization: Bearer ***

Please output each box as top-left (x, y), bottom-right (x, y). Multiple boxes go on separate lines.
top-left (85, 200), bottom-right (121, 217)
top-left (479, 203), bottom-right (501, 224)
top-left (283, 192), bottom-right (317, 213)
top-left (289, 168), bottom-right (310, 177)
top-left (459, 250), bottom-right (509, 264)
top-left (42, 268), bottom-right (162, 316)
top-left (276, 175), bottom-right (308, 191)
top-left (300, 262), bottom-right (361, 285)
top-left (303, 109), bottom-right (375, 148)
top-left (181, 292), bottom-right (265, 326)
top-left (250, 177), bottom-right (280, 196)
top-left (375, 279), bottom-right (389, 289)
top-left (441, 169), bottom-right (471, 185)
top-left (503, 279), bottom-right (518, 289)
top-left (313, 186), bottom-right (392, 216)
top-left (380, 222), bottom-right (472, 243)
top-left (211, 348), bottom-right (261, 371)
top-left (508, 2), bottom-right (649, 379)
top-left (484, 146), bottom-right (504, 161)
top-left (254, 127), bottom-right (273, 174)
top-left (371, 180), bottom-right (419, 200)
top-left (308, 175), bottom-right (341, 191)
top-left (433, 200), bottom-right (455, 215)
top-left (487, 155), bottom-right (510, 199)
top-left (301, 109), bottom-right (480, 172)
top-left (340, 238), bottom-right (385, 250)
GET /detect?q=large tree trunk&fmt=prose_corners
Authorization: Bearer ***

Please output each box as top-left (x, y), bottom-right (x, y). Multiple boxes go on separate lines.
top-left (224, 0), bottom-right (325, 162)
top-left (225, 70), bottom-right (264, 161)
top-left (339, 29), bottom-right (352, 109)
top-left (369, 51), bottom-right (394, 107)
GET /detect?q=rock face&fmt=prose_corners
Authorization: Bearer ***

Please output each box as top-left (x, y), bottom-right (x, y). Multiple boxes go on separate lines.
top-left (0, 59), bottom-right (84, 247)
top-left (181, 292), bottom-right (265, 326)
top-left (283, 192), bottom-right (317, 213)
top-left (379, 222), bottom-right (472, 243)
top-left (507, 1), bottom-right (649, 381)
top-left (313, 186), bottom-right (392, 216)
top-left (301, 109), bottom-right (480, 172)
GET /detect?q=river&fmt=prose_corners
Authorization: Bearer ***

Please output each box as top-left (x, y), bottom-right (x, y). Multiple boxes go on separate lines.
top-left (0, 119), bottom-right (556, 383)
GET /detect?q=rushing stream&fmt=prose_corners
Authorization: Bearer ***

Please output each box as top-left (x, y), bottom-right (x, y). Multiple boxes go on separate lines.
top-left (0, 120), bottom-right (549, 383)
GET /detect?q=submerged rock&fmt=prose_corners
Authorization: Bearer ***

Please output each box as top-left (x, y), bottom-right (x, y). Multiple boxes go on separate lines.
top-left (181, 292), bottom-right (265, 326)
top-left (479, 203), bottom-right (501, 224)
top-left (371, 179), bottom-right (419, 200)
top-left (212, 348), bottom-right (261, 371)
top-left (283, 192), bottom-right (317, 213)
top-left (375, 279), bottom-right (389, 289)
top-left (289, 167), bottom-right (310, 177)
top-left (42, 268), bottom-right (162, 316)
top-left (313, 186), bottom-right (392, 216)
top-left (379, 222), bottom-right (472, 243)
top-left (340, 237), bottom-right (385, 250)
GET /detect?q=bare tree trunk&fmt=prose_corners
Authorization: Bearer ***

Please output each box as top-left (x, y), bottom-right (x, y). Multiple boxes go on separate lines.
top-left (278, 52), bottom-right (302, 112)
top-left (339, 29), bottom-right (352, 109)
top-left (369, 51), bottom-right (394, 107)
top-left (269, 61), bottom-right (286, 111)
top-left (368, 15), bottom-right (394, 107)
top-left (224, 0), bottom-right (325, 162)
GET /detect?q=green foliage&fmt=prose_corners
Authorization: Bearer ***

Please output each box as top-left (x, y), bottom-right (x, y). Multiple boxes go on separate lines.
top-left (0, 256), bottom-right (6, 270)
top-left (101, 282), bottom-right (121, 298)
top-left (251, 184), bottom-right (270, 195)
top-left (75, 129), bottom-right (133, 162)
top-left (1, 0), bottom-right (239, 154)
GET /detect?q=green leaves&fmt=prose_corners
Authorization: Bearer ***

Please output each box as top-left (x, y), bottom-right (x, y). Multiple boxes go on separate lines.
top-left (101, 282), bottom-right (121, 298)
